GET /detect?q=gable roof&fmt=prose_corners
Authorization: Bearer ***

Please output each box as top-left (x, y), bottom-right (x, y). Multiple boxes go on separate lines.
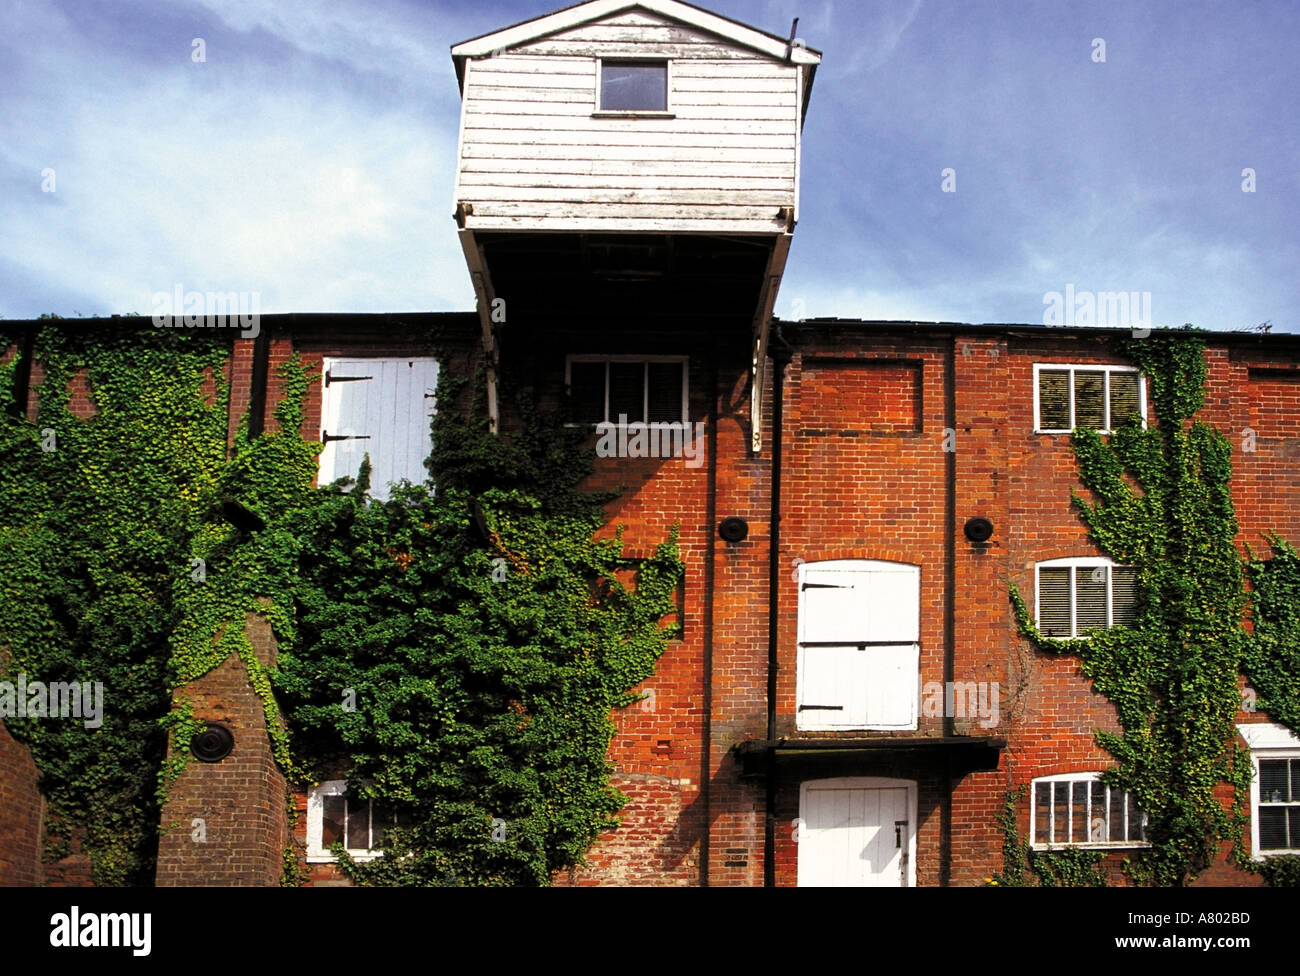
top-left (451, 0), bottom-right (822, 110)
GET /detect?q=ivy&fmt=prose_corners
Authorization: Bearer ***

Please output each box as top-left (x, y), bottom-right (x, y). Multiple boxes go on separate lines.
top-left (272, 365), bottom-right (684, 885)
top-left (0, 324), bottom-right (681, 886)
top-left (1243, 537), bottom-right (1300, 733)
top-left (1009, 329), bottom-right (1282, 886)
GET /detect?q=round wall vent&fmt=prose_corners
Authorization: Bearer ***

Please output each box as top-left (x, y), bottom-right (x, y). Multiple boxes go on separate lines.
top-left (719, 517), bottom-right (749, 543)
top-left (964, 517), bottom-right (995, 543)
top-left (191, 723), bottom-right (235, 763)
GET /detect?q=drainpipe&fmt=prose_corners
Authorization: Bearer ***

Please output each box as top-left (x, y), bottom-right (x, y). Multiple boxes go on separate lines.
top-left (941, 336), bottom-right (958, 885)
top-left (701, 343), bottom-right (719, 888)
top-left (764, 322), bottom-right (793, 888)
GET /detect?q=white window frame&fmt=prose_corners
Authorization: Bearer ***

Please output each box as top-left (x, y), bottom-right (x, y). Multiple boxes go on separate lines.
top-left (1034, 557), bottom-right (1136, 639)
top-left (306, 780), bottom-right (388, 863)
top-left (795, 559), bottom-right (920, 732)
top-left (1033, 363), bottom-right (1147, 434)
top-left (565, 354), bottom-right (689, 425)
top-left (1029, 772), bottom-right (1150, 850)
top-left (1239, 723), bottom-right (1300, 861)
top-left (593, 58), bottom-right (673, 117)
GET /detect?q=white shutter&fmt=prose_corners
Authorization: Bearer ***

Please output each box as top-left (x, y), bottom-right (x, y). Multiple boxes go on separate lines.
top-left (319, 358), bottom-right (438, 501)
top-left (797, 561), bottom-right (920, 731)
top-left (799, 645), bottom-right (868, 728)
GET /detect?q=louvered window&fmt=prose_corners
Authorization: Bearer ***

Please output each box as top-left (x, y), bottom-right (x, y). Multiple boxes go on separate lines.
top-left (1031, 773), bottom-right (1149, 848)
top-left (566, 356), bottom-right (688, 424)
top-left (1034, 365), bottom-right (1145, 432)
top-left (1035, 560), bottom-right (1138, 638)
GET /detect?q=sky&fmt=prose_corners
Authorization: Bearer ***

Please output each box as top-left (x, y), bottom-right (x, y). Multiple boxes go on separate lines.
top-left (1, 0), bottom-right (1296, 332)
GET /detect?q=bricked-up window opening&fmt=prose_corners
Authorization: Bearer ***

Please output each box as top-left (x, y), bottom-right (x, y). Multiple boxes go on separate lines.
top-left (307, 780), bottom-right (411, 862)
top-left (318, 357), bottom-right (439, 501)
top-left (796, 560), bottom-right (920, 731)
top-left (1258, 758), bottom-right (1300, 852)
top-left (565, 356), bottom-right (688, 425)
top-left (1034, 364), bottom-right (1145, 433)
top-left (1030, 773), bottom-right (1148, 848)
top-left (1035, 559), bottom-right (1137, 638)
top-left (599, 60), bottom-right (668, 112)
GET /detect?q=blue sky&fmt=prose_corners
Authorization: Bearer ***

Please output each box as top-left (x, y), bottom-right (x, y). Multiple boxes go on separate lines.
top-left (2, 0), bottom-right (1295, 331)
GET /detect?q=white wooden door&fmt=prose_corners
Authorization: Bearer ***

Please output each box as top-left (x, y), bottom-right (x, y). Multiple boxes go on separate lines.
top-left (319, 358), bottom-right (438, 500)
top-left (799, 779), bottom-right (915, 887)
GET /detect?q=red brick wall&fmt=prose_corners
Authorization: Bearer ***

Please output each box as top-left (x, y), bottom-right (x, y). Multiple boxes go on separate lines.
top-left (0, 720), bottom-right (45, 885)
top-left (155, 612), bottom-right (289, 887)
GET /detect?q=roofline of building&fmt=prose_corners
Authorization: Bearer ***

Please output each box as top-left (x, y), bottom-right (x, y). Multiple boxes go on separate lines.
top-left (450, 0), bottom-right (822, 103)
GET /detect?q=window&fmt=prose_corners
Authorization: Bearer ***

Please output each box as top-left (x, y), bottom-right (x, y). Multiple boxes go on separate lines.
top-left (598, 60), bottom-right (668, 112)
top-left (318, 357), bottom-right (438, 501)
top-left (566, 356), bottom-right (687, 424)
top-left (1239, 723), bottom-right (1300, 859)
top-left (1030, 773), bottom-right (1149, 848)
top-left (796, 560), bottom-right (920, 731)
top-left (1035, 558), bottom-right (1138, 638)
top-left (1034, 364), bottom-right (1145, 433)
top-left (306, 780), bottom-right (408, 862)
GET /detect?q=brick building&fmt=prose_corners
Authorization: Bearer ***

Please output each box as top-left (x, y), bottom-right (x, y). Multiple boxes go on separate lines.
top-left (1, 0), bottom-right (1297, 886)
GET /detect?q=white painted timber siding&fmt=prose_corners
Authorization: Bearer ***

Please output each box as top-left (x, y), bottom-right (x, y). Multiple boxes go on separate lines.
top-left (454, 10), bottom-right (802, 234)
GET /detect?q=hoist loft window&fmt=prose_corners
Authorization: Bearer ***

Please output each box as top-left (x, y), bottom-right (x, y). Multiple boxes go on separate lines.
top-left (318, 357), bottom-right (439, 501)
top-left (1031, 773), bottom-right (1149, 848)
top-left (566, 356), bottom-right (687, 425)
top-left (1034, 364), bottom-right (1144, 433)
top-left (796, 560), bottom-right (920, 731)
top-left (1035, 559), bottom-right (1138, 638)
top-left (598, 60), bottom-right (668, 112)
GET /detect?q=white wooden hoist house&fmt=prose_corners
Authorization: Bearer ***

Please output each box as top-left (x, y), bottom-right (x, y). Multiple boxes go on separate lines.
top-left (449, 0), bottom-right (821, 446)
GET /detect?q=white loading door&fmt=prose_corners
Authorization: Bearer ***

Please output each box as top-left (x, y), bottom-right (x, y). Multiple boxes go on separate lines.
top-left (319, 358), bottom-right (438, 501)
top-left (799, 780), bottom-right (915, 887)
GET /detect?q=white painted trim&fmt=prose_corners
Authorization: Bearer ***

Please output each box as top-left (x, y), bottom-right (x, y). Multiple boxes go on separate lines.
top-left (1034, 557), bottom-right (1134, 638)
top-left (1032, 362), bottom-right (1147, 434)
top-left (798, 777), bottom-right (918, 887)
top-left (1028, 771), bottom-right (1151, 850)
top-left (452, 0), bottom-right (822, 65)
top-left (1238, 723), bottom-right (1300, 860)
top-left (305, 780), bottom-right (383, 863)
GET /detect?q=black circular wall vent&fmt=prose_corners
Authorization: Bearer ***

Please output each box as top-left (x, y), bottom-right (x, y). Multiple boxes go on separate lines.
top-left (719, 517), bottom-right (749, 543)
top-left (964, 517), bottom-right (995, 543)
top-left (191, 723), bottom-right (235, 763)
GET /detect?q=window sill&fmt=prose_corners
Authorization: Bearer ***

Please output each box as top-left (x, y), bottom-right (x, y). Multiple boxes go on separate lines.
top-left (1031, 842), bottom-right (1151, 852)
top-left (306, 852), bottom-right (383, 864)
top-left (591, 110), bottom-right (675, 119)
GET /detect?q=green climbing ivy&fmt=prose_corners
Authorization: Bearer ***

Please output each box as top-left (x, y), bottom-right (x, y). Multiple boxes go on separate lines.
top-left (272, 364), bottom-right (684, 885)
top-left (1009, 328), bottom-right (1295, 886)
top-left (989, 787), bottom-right (1110, 887)
top-left (0, 322), bottom-right (681, 887)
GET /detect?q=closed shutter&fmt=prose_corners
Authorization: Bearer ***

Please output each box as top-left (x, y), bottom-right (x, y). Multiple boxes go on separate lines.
top-left (1039, 370), bottom-right (1070, 429)
top-left (320, 358), bottom-right (438, 501)
top-left (1037, 567), bottom-right (1072, 637)
top-left (1111, 567), bottom-right (1138, 626)
top-left (1075, 567), bottom-right (1108, 633)
top-left (1109, 372), bottom-right (1141, 429)
top-left (798, 562), bottom-right (919, 730)
top-left (1074, 371), bottom-right (1106, 429)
